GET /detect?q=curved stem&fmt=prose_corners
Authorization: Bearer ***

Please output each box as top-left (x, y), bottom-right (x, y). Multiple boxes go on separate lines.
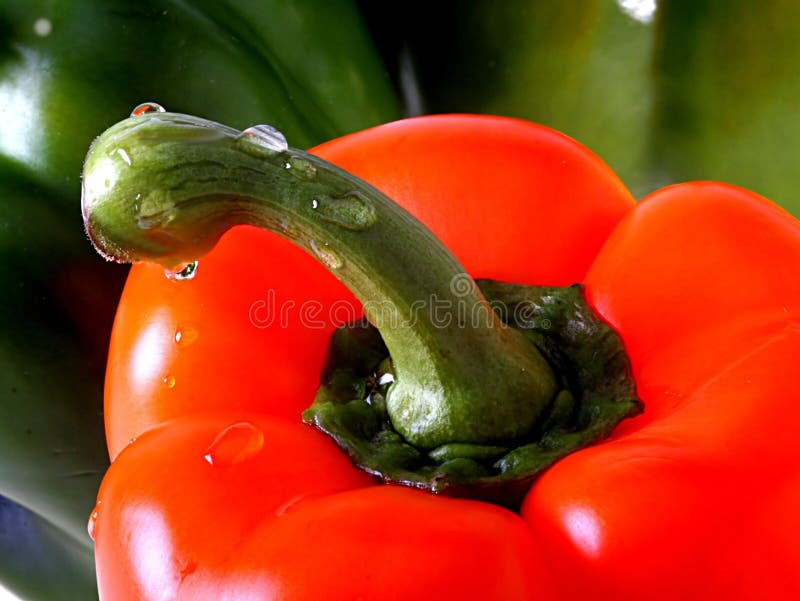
top-left (82, 112), bottom-right (557, 448)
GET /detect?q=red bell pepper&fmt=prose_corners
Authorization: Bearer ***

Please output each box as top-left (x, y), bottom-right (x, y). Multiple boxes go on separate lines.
top-left (82, 113), bottom-right (800, 599)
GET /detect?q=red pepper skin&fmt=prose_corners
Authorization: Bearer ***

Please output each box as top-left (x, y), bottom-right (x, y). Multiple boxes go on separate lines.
top-left (525, 182), bottom-right (800, 599)
top-left (94, 116), bottom-right (800, 599)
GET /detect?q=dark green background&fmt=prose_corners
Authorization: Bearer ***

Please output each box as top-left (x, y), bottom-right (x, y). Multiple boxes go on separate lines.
top-left (361, 0), bottom-right (800, 210)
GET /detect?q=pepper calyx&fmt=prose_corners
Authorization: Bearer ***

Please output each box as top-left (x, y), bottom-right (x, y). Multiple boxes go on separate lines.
top-left (303, 282), bottom-right (643, 508)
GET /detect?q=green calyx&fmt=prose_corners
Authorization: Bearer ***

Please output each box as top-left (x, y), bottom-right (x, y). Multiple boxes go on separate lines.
top-left (304, 283), bottom-right (642, 507)
top-left (82, 111), bottom-right (640, 506)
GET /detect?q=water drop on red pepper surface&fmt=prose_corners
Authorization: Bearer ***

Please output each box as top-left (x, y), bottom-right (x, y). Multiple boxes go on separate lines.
top-left (203, 422), bottom-right (264, 467)
top-left (87, 502), bottom-right (101, 541)
top-left (174, 326), bottom-right (198, 346)
top-left (165, 261), bottom-right (198, 281)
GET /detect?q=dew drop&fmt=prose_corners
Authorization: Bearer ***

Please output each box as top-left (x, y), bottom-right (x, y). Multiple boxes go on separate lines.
top-left (33, 18), bottom-right (52, 37)
top-left (162, 374), bottom-right (176, 389)
top-left (274, 494), bottom-right (305, 517)
top-left (165, 261), bottom-right (198, 281)
top-left (309, 239), bottom-right (344, 270)
top-left (174, 326), bottom-right (198, 346)
top-left (203, 422), bottom-right (264, 467)
top-left (179, 559), bottom-right (198, 582)
top-left (377, 373), bottom-right (395, 386)
top-left (236, 124), bottom-right (288, 157)
top-left (313, 191), bottom-right (377, 231)
top-left (115, 147), bottom-right (132, 166)
top-left (87, 502), bottom-right (101, 541)
top-left (131, 102), bottom-right (166, 117)
top-left (137, 195), bottom-right (176, 231)
top-left (284, 155), bottom-right (317, 180)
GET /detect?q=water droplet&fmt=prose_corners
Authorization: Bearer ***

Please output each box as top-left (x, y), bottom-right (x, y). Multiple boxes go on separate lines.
top-left (309, 240), bottom-right (344, 270)
top-left (137, 194), bottom-right (176, 231)
top-left (377, 373), bottom-right (395, 386)
top-left (165, 261), bottom-right (198, 281)
top-left (284, 155), bottom-right (317, 180)
top-left (275, 494), bottom-right (305, 517)
top-left (33, 18), bottom-right (52, 37)
top-left (313, 191), bottom-right (377, 231)
top-left (174, 326), bottom-right (198, 346)
top-left (131, 102), bottom-right (166, 116)
top-left (203, 422), bottom-right (264, 467)
top-left (115, 148), bottom-right (132, 166)
top-left (236, 124), bottom-right (288, 157)
top-left (179, 559), bottom-right (198, 582)
top-left (87, 502), bottom-right (101, 541)
top-left (162, 374), bottom-right (176, 389)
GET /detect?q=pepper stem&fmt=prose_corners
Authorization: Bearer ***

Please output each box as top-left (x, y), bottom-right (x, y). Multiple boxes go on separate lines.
top-left (82, 112), bottom-right (557, 449)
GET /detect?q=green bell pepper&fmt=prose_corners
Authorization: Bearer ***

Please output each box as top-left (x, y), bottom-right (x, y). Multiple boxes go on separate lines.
top-left (0, 1), bottom-right (398, 598)
top-left (361, 0), bottom-right (800, 214)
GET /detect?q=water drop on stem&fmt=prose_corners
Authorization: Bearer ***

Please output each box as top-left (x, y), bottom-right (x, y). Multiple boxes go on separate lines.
top-left (236, 124), bottom-right (288, 157)
top-left (131, 102), bottom-right (166, 117)
top-left (312, 191), bottom-right (377, 231)
top-left (309, 240), bottom-right (344, 270)
top-left (285, 155), bottom-right (318, 180)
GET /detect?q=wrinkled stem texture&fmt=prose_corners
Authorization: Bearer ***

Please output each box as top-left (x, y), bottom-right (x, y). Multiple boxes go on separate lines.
top-left (82, 112), bottom-right (557, 448)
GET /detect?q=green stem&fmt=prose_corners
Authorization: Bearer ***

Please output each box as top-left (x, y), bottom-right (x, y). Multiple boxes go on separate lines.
top-left (82, 112), bottom-right (557, 449)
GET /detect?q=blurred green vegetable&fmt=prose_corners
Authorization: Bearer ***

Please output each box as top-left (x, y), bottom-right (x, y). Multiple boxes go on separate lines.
top-left (361, 0), bottom-right (800, 213)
